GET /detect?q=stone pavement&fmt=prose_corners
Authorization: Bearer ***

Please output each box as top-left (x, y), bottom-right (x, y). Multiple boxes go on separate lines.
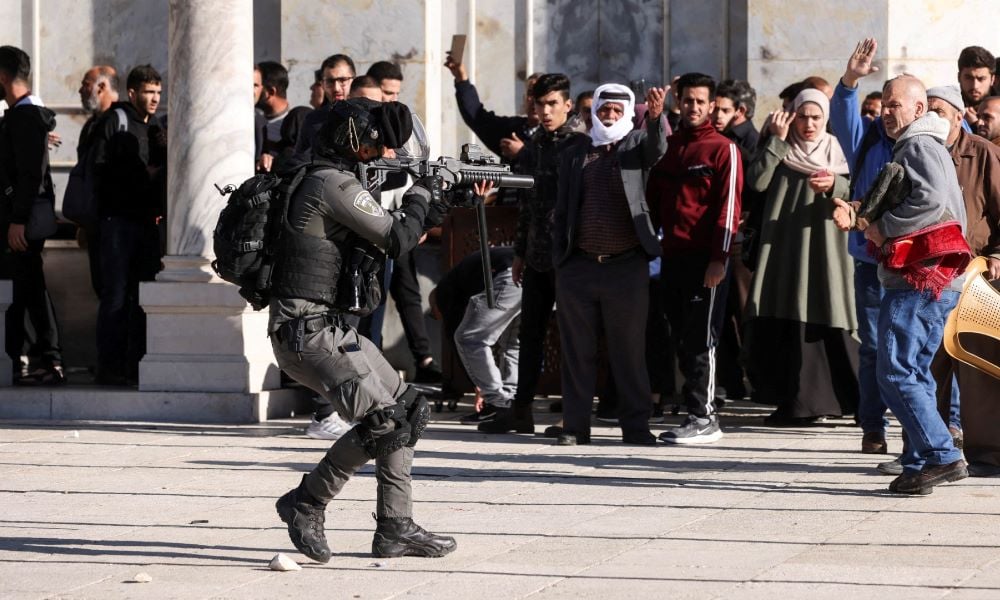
top-left (2, 401), bottom-right (999, 600)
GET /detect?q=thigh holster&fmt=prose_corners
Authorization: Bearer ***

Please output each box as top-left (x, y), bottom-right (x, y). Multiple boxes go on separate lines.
top-left (398, 386), bottom-right (430, 447)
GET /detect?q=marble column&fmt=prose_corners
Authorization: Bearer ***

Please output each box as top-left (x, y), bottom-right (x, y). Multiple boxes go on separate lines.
top-left (139, 0), bottom-right (280, 393)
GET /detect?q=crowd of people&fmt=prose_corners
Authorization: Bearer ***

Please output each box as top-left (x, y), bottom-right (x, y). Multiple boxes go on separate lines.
top-left (435, 37), bottom-right (1000, 496)
top-left (0, 35), bottom-right (999, 503)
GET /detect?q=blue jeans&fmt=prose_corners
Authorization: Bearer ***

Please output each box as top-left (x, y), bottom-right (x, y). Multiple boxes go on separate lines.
top-left (855, 260), bottom-right (888, 434)
top-left (454, 271), bottom-right (522, 408)
top-left (877, 288), bottom-right (962, 473)
top-left (946, 367), bottom-right (961, 430)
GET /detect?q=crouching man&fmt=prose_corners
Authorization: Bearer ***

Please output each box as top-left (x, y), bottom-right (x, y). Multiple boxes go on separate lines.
top-left (271, 98), bottom-right (456, 562)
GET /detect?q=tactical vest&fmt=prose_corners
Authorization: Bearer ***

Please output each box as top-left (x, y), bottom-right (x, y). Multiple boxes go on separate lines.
top-left (270, 229), bottom-right (346, 305)
top-left (270, 174), bottom-right (347, 305)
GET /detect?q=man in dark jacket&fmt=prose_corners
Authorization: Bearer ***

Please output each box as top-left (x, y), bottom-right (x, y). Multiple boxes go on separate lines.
top-left (547, 83), bottom-right (667, 446)
top-left (0, 45), bottom-right (64, 384)
top-left (443, 54), bottom-right (538, 158)
top-left (712, 79), bottom-right (758, 403)
top-left (648, 73), bottom-right (742, 445)
top-left (74, 65), bottom-right (119, 297)
top-left (478, 73), bottom-right (588, 435)
top-left (254, 61), bottom-right (311, 174)
top-left (443, 55), bottom-right (539, 210)
top-left (295, 54), bottom-right (356, 158)
top-left (89, 64), bottom-right (167, 385)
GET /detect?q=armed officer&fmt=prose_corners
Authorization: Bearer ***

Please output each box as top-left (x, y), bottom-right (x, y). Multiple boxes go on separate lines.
top-left (272, 98), bottom-right (456, 563)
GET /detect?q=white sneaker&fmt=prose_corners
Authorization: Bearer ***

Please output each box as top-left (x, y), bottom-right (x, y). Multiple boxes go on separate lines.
top-left (305, 413), bottom-right (353, 441)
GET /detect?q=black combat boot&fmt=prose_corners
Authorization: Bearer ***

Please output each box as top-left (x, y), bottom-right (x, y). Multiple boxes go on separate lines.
top-left (371, 515), bottom-right (457, 558)
top-left (275, 476), bottom-right (332, 563)
top-left (477, 404), bottom-right (534, 434)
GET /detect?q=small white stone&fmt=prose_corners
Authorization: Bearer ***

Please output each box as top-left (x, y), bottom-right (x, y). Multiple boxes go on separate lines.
top-left (269, 553), bottom-right (302, 571)
top-left (67, 431), bottom-right (79, 438)
top-left (132, 572), bottom-right (153, 583)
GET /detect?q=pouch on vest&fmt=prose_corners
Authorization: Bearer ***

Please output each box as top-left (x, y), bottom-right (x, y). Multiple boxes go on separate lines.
top-left (335, 235), bottom-right (385, 317)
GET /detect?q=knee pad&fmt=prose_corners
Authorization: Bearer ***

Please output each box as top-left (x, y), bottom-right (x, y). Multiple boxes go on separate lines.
top-left (356, 405), bottom-right (411, 459)
top-left (398, 386), bottom-right (430, 447)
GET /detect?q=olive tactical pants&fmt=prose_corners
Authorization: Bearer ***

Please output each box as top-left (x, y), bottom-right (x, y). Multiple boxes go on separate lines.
top-left (272, 323), bottom-right (413, 518)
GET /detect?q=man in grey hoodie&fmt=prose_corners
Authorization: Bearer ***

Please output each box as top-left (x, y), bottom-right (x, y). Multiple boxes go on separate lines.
top-left (865, 76), bottom-right (969, 495)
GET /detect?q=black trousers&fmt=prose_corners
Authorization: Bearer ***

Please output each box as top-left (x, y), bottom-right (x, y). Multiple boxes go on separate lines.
top-left (96, 217), bottom-right (160, 378)
top-left (513, 265), bottom-right (556, 407)
top-left (661, 255), bottom-right (730, 418)
top-left (389, 250), bottom-right (431, 362)
top-left (555, 254), bottom-right (652, 436)
top-left (596, 278), bottom-right (676, 412)
top-left (2, 238), bottom-right (62, 369)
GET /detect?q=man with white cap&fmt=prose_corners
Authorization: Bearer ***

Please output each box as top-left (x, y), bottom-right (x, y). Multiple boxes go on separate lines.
top-left (549, 82), bottom-right (668, 446)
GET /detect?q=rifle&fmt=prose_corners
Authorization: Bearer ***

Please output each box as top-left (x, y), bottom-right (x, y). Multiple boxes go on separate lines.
top-left (358, 144), bottom-right (534, 308)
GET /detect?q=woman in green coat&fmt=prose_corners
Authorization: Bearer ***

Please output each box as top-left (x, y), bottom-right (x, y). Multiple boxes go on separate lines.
top-left (743, 88), bottom-right (860, 425)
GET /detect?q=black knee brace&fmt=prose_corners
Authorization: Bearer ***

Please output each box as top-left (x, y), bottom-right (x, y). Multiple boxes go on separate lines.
top-left (398, 386), bottom-right (430, 447)
top-left (356, 405), bottom-right (411, 458)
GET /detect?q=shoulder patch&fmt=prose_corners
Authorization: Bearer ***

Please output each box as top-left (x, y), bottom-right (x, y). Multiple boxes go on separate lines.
top-left (353, 192), bottom-right (385, 217)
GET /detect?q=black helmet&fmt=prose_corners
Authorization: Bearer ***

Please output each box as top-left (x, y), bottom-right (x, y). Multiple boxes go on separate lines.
top-left (316, 98), bottom-right (413, 161)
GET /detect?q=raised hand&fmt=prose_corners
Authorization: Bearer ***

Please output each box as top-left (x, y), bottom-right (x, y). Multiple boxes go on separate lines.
top-left (645, 86), bottom-right (668, 120)
top-left (843, 37), bottom-right (879, 88)
top-left (767, 110), bottom-right (795, 141)
top-left (499, 132), bottom-right (524, 159)
top-left (443, 52), bottom-right (468, 82)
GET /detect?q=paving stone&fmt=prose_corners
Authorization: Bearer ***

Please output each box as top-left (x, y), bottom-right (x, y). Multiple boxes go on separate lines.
top-left (2, 407), bottom-right (1000, 599)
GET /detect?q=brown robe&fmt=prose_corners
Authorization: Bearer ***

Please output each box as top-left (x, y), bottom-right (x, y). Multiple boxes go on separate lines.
top-left (933, 130), bottom-right (1000, 468)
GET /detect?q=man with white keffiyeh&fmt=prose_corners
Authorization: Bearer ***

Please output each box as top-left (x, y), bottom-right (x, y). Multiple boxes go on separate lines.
top-left (547, 82), bottom-right (669, 446)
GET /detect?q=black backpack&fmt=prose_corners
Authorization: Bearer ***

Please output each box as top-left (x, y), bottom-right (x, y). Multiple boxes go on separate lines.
top-left (211, 166), bottom-right (309, 310)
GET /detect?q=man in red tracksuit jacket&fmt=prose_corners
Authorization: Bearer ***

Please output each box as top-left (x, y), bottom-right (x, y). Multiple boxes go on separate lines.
top-left (648, 72), bottom-right (742, 445)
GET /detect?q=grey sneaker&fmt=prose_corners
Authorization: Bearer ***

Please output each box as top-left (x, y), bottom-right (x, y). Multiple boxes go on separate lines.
top-left (658, 415), bottom-right (723, 445)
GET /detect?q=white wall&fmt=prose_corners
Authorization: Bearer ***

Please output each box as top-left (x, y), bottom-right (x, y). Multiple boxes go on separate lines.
top-left (748, 0), bottom-right (1000, 125)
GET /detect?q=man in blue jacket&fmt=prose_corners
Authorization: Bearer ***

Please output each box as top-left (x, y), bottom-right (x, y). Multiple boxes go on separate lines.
top-left (829, 38), bottom-right (895, 456)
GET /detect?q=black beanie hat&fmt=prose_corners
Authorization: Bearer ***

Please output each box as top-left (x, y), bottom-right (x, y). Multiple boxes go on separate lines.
top-left (373, 101), bottom-right (413, 149)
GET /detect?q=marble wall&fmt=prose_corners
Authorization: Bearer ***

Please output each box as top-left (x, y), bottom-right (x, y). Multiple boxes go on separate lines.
top-left (9, 0), bottom-right (1000, 166)
top-left (530, 0), bottom-right (668, 98)
top-left (747, 0), bottom-right (1000, 123)
top-left (747, 0), bottom-right (888, 120)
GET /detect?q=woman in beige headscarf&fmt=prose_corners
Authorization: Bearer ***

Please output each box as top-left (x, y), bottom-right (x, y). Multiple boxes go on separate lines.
top-left (743, 88), bottom-right (860, 426)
